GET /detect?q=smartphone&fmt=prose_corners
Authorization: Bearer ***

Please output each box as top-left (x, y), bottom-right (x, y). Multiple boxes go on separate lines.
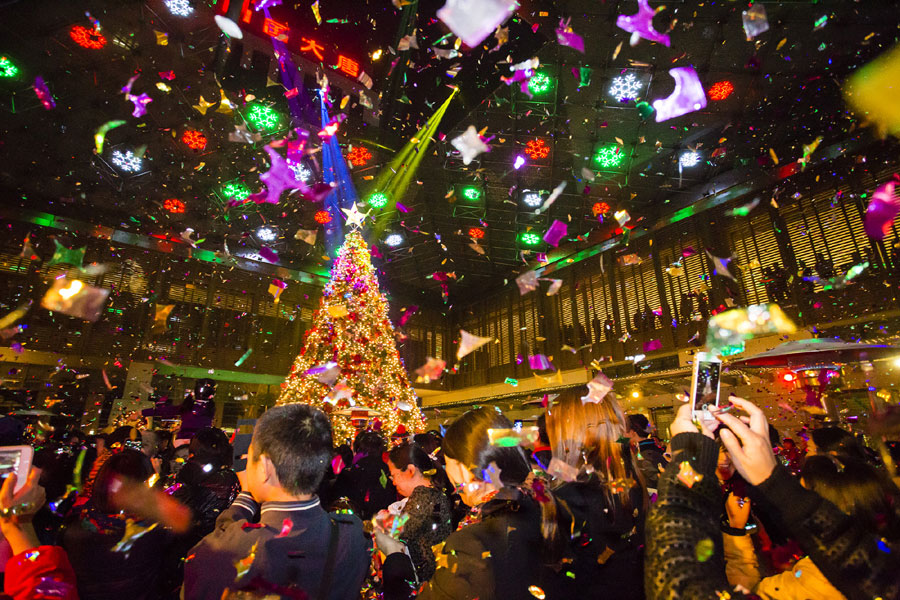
top-left (0, 446), bottom-right (33, 493)
top-left (691, 353), bottom-right (722, 417)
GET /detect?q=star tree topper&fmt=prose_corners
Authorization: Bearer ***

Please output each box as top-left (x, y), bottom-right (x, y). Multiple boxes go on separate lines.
top-left (341, 202), bottom-right (370, 229)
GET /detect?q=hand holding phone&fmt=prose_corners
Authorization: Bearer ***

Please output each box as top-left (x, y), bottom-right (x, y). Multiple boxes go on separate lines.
top-left (691, 353), bottom-right (722, 419)
top-left (0, 446), bottom-right (33, 494)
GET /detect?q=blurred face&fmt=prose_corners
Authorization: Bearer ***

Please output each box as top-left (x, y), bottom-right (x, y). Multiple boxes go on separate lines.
top-left (245, 443), bottom-right (270, 501)
top-left (388, 460), bottom-right (419, 498)
top-left (717, 446), bottom-right (734, 478)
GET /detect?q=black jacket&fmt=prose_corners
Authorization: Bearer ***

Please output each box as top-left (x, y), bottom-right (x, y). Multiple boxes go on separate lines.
top-left (385, 487), bottom-right (575, 600)
top-left (330, 454), bottom-right (398, 520)
top-left (635, 438), bottom-right (668, 490)
top-left (555, 479), bottom-right (646, 600)
top-left (183, 492), bottom-right (371, 600)
top-left (645, 432), bottom-right (900, 600)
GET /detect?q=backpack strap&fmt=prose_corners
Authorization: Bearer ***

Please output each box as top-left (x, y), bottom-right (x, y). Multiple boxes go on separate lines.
top-left (315, 517), bottom-right (340, 600)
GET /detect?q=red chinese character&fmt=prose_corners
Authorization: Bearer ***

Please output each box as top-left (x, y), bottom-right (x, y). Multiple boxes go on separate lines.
top-left (337, 55), bottom-right (359, 78)
top-left (300, 38), bottom-right (325, 61)
top-left (263, 18), bottom-right (290, 41)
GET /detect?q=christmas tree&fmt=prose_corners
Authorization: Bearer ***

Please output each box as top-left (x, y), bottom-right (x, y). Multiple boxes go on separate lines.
top-left (277, 230), bottom-right (425, 443)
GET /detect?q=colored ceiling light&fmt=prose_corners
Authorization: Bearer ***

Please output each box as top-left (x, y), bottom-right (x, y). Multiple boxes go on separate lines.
top-left (594, 144), bottom-right (624, 169)
top-left (679, 150), bottom-right (701, 168)
top-left (520, 231), bottom-right (542, 246)
top-left (246, 104), bottom-right (280, 131)
top-left (0, 56), bottom-right (18, 78)
top-left (70, 25), bottom-right (107, 49)
top-left (346, 146), bottom-right (372, 166)
top-left (708, 80), bottom-right (734, 101)
top-left (528, 72), bottom-right (552, 95)
top-left (164, 0), bottom-right (194, 17)
top-left (524, 138), bottom-right (550, 160)
top-left (111, 150), bottom-right (143, 173)
top-left (256, 226), bottom-right (277, 242)
top-left (592, 201), bottom-right (610, 216)
top-left (163, 198), bottom-right (186, 214)
top-left (461, 186), bottom-right (482, 201)
top-left (182, 129), bottom-right (207, 151)
top-left (468, 227), bottom-right (485, 239)
top-left (522, 190), bottom-right (543, 208)
top-left (314, 210), bottom-right (332, 224)
top-left (367, 192), bottom-right (389, 208)
top-left (608, 73), bottom-right (641, 102)
top-left (384, 233), bottom-right (404, 247)
top-left (222, 182), bottom-right (250, 202)
top-left (289, 161), bottom-right (313, 183)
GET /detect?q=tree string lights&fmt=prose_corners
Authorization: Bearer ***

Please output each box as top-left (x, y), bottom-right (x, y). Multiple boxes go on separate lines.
top-left (277, 231), bottom-right (424, 442)
top-left (346, 146), bottom-right (372, 167)
top-left (69, 25), bottom-right (106, 49)
top-left (182, 129), bottom-right (207, 151)
top-left (163, 198), bottom-right (186, 214)
top-left (524, 138), bottom-right (550, 160)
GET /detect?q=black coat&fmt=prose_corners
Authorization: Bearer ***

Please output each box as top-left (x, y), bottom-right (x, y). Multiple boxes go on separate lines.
top-left (330, 454), bottom-right (398, 520)
top-left (386, 488), bottom-right (575, 600)
top-left (555, 479), bottom-right (646, 600)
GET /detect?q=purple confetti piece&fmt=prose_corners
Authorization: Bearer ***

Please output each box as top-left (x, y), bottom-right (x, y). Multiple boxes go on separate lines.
top-left (543, 219), bottom-right (568, 247)
top-left (864, 181), bottom-right (899, 240)
top-left (258, 246), bottom-right (279, 263)
top-left (529, 354), bottom-right (554, 371)
top-left (643, 339), bottom-right (662, 352)
top-left (555, 19), bottom-right (585, 52)
top-left (127, 93), bottom-right (152, 118)
top-left (396, 202), bottom-right (409, 213)
top-left (616, 0), bottom-right (671, 47)
top-left (652, 67), bottom-right (707, 122)
top-left (33, 76), bottom-right (55, 110)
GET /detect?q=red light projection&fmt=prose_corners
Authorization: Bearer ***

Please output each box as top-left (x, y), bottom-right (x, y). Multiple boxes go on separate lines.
top-left (707, 81), bottom-right (734, 101)
top-left (164, 198), bottom-right (186, 214)
top-left (70, 26), bottom-right (106, 49)
top-left (182, 130), bottom-right (208, 151)
top-left (346, 146), bottom-right (372, 166)
top-left (524, 138), bottom-right (550, 160)
top-left (314, 210), bottom-right (332, 224)
top-left (592, 202), bottom-right (610, 216)
top-left (468, 227), bottom-right (485, 239)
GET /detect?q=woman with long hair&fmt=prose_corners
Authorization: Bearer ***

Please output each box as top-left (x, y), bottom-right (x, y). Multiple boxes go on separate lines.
top-left (544, 389), bottom-right (647, 599)
top-left (380, 407), bottom-right (573, 600)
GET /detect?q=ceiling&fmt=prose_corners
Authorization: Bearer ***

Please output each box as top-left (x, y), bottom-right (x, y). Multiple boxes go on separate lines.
top-left (0, 0), bottom-right (897, 307)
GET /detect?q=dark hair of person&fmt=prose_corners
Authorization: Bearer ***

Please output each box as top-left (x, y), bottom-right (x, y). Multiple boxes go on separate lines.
top-left (625, 414), bottom-right (651, 438)
top-left (353, 430), bottom-right (386, 457)
top-left (92, 449), bottom-right (154, 514)
top-left (334, 443), bottom-right (353, 471)
top-left (801, 455), bottom-right (900, 539)
top-left (189, 427), bottom-right (234, 470)
top-left (388, 442), bottom-right (453, 496)
top-left (768, 424), bottom-right (781, 448)
top-left (252, 404), bottom-right (333, 496)
top-left (811, 426), bottom-right (867, 461)
top-left (536, 414), bottom-right (550, 446)
top-left (443, 408), bottom-right (566, 564)
top-left (413, 431), bottom-right (442, 457)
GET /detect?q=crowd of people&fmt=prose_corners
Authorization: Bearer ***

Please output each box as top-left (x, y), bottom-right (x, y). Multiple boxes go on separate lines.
top-left (0, 390), bottom-right (896, 600)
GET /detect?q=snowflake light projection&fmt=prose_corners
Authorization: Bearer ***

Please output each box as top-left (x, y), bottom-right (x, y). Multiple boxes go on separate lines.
top-left (524, 138), bottom-right (550, 160)
top-left (594, 144), bottom-right (624, 169)
top-left (182, 130), bottom-right (207, 150)
top-left (111, 150), bottom-right (143, 173)
top-left (592, 201), bottom-right (611, 216)
top-left (70, 25), bottom-right (107, 49)
top-left (528, 72), bottom-right (552, 95)
top-left (346, 146), bottom-right (372, 166)
top-left (679, 151), bottom-right (701, 168)
top-left (314, 210), bottom-right (332, 224)
top-left (0, 56), bottom-right (18, 78)
top-left (522, 191), bottom-right (543, 208)
top-left (708, 80), bottom-right (734, 101)
top-left (384, 233), bottom-right (404, 247)
top-left (222, 182), bottom-right (251, 202)
top-left (461, 186), bottom-right (482, 201)
top-left (246, 104), bottom-right (280, 131)
top-left (609, 73), bottom-right (641, 102)
top-left (367, 192), bottom-right (389, 208)
top-left (256, 226), bottom-right (277, 242)
top-left (468, 227), bottom-right (485, 239)
top-left (520, 231), bottom-right (542, 246)
top-left (288, 161), bottom-right (313, 183)
top-left (164, 0), bottom-right (194, 17)
top-left (164, 198), bottom-right (186, 214)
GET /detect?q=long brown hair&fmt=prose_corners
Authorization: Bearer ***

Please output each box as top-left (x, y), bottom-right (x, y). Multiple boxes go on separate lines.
top-left (443, 407), bottom-right (567, 565)
top-left (545, 389), bottom-right (643, 505)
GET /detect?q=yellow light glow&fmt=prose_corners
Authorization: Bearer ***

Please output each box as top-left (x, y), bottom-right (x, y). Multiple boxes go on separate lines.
top-left (631, 390), bottom-right (640, 398)
top-left (371, 49), bottom-right (383, 61)
top-left (59, 279), bottom-right (84, 299)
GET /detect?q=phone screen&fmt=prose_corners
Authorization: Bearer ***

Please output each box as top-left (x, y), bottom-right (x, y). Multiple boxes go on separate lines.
top-left (0, 449), bottom-right (23, 483)
top-left (693, 360), bottom-right (722, 412)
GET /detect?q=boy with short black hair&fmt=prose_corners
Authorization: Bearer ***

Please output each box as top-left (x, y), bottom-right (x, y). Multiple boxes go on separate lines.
top-left (183, 404), bottom-right (370, 600)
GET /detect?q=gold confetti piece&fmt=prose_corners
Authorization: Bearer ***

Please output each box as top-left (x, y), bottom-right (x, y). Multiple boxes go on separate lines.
top-left (340, 95), bottom-right (350, 110)
top-left (776, 37), bottom-right (787, 51)
top-left (528, 585), bottom-right (546, 599)
top-left (155, 82), bottom-right (171, 92)
top-left (768, 148), bottom-right (779, 164)
top-left (677, 461), bottom-right (703, 488)
top-left (612, 40), bottom-right (623, 61)
top-left (154, 30), bottom-right (168, 45)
